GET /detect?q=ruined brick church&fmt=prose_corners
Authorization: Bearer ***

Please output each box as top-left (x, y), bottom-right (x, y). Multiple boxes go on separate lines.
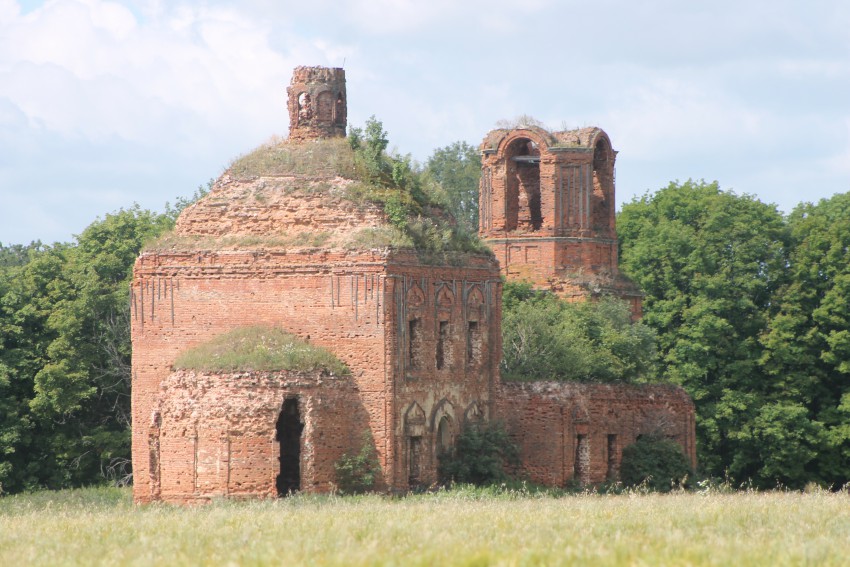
top-left (131, 66), bottom-right (695, 503)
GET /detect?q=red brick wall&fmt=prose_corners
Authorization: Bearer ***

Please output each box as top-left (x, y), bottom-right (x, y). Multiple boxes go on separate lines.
top-left (496, 381), bottom-right (697, 486)
top-left (149, 370), bottom-right (367, 503)
top-left (383, 256), bottom-right (503, 488)
top-left (131, 249), bottom-right (503, 501)
top-left (131, 250), bottom-right (390, 502)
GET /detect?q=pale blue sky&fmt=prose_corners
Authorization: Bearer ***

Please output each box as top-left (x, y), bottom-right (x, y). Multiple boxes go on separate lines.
top-left (1, 0), bottom-right (848, 245)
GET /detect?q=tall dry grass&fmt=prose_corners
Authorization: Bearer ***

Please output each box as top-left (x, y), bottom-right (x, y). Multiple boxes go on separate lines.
top-left (2, 486), bottom-right (849, 566)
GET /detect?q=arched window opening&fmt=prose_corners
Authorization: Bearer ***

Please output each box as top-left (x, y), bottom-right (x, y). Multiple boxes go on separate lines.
top-left (409, 436), bottom-right (423, 488)
top-left (335, 93), bottom-right (345, 125)
top-left (466, 320), bottom-right (481, 365)
top-left (297, 92), bottom-right (312, 124)
top-left (505, 138), bottom-right (542, 231)
top-left (408, 318), bottom-right (423, 369)
top-left (436, 416), bottom-right (452, 456)
top-left (574, 433), bottom-right (590, 486)
top-left (436, 320), bottom-right (452, 370)
top-left (592, 138), bottom-right (612, 195)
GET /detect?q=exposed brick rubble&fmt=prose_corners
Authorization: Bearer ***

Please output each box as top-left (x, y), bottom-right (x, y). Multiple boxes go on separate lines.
top-left (173, 175), bottom-right (386, 241)
top-left (131, 66), bottom-right (695, 503)
top-left (479, 126), bottom-right (643, 317)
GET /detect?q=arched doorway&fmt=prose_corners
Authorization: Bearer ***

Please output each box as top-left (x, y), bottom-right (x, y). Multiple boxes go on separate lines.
top-left (276, 398), bottom-right (303, 495)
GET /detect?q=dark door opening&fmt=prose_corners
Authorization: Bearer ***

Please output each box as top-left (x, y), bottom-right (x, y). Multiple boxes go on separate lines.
top-left (409, 436), bottom-right (422, 488)
top-left (276, 398), bottom-right (303, 496)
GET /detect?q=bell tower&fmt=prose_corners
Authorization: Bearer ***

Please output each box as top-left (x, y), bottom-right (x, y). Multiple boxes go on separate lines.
top-left (287, 66), bottom-right (347, 142)
top-left (479, 125), bottom-right (642, 316)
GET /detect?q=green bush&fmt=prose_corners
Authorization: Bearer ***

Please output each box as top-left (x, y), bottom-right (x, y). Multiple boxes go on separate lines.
top-left (619, 436), bottom-right (692, 491)
top-left (439, 421), bottom-right (520, 486)
top-left (501, 282), bottom-right (660, 383)
top-left (334, 434), bottom-right (380, 494)
top-left (346, 117), bottom-right (490, 258)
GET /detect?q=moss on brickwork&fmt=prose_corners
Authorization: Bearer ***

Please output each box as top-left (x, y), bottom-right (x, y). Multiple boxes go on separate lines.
top-left (145, 231), bottom-right (334, 252)
top-left (173, 326), bottom-right (350, 376)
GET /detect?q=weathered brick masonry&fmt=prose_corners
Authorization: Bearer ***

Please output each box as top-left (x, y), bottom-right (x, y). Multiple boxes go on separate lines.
top-left (132, 246), bottom-right (501, 502)
top-left (479, 126), bottom-right (643, 316)
top-left (497, 382), bottom-right (697, 486)
top-left (131, 66), bottom-right (695, 503)
top-left (151, 370), bottom-right (367, 502)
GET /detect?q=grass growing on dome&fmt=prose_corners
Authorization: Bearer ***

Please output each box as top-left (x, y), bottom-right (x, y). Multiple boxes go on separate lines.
top-left (144, 231), bottom-right (335, 252)
top-left (173, 326), bottom-right (350, 375)
top-left (198, 118), bottom-right (494, 259)
top-left (228, 137), bottom-right (358, 180)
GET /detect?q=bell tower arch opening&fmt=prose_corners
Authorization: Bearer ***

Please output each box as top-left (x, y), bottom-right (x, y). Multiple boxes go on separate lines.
top-left (591, 136), bottom-right (614, 232)
top-left (504, 137), bottom-right (542, 232)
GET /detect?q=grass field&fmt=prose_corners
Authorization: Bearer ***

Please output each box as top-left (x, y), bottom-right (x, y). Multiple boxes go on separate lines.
top-left (2, 486), bottom-right (849, 566)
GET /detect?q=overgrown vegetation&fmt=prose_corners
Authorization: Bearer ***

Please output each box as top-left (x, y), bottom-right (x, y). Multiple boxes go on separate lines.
top-left (145, 231), bottom-right (333, 252)
top-left (222, 119), bottom-right (489, 261)
top-left (346, 117), bottom-right (488, 260)
top-left (619, 181), bottom-right (850, 489)
top-left (228, 137), bottom-right (358, 180)
top-left (173, 326), bottom-right (349, 375)
top-left (501, 282), bottom-right (659, 382)
top-left (0, 207), bottom-right (174, 493)
top-left (334, 434), bottom-right (380, 494)
top-left (619, 435), bottom-right (693, 492)
top-left (438, 421), bottom-right (519, 486)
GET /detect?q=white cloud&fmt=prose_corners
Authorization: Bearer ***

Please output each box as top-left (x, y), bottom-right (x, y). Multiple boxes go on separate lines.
top-left (0, 0), bottom-right (848, 244)
top-left (0, 0), bottom-right (353, 243)
top-left (0, 1), bottom-right (350, 146)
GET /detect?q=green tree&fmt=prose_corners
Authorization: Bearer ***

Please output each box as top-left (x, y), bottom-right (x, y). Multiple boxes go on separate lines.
top-left (424, 141), bottom-right (481, 234)
top-left (759, 192), bottom-right (850, 487)
top-left (501, 283), bottom-right (659, 383)
top-left (0, 243), bottom-right (72, 491)
top-left (619, 435), bottom-right (693, 491)
top-left (0, 207), bottom-right (172, 492)
top-left (0, 241), bottom-right (44, 268)
top-left (617, 180), bottom-right (808, 486)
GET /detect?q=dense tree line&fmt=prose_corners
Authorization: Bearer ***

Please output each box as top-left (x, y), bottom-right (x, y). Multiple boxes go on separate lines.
top-left (0, 208), bottom-right (175, 493)
top-left (619, 181), bottom-right (850, 488)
